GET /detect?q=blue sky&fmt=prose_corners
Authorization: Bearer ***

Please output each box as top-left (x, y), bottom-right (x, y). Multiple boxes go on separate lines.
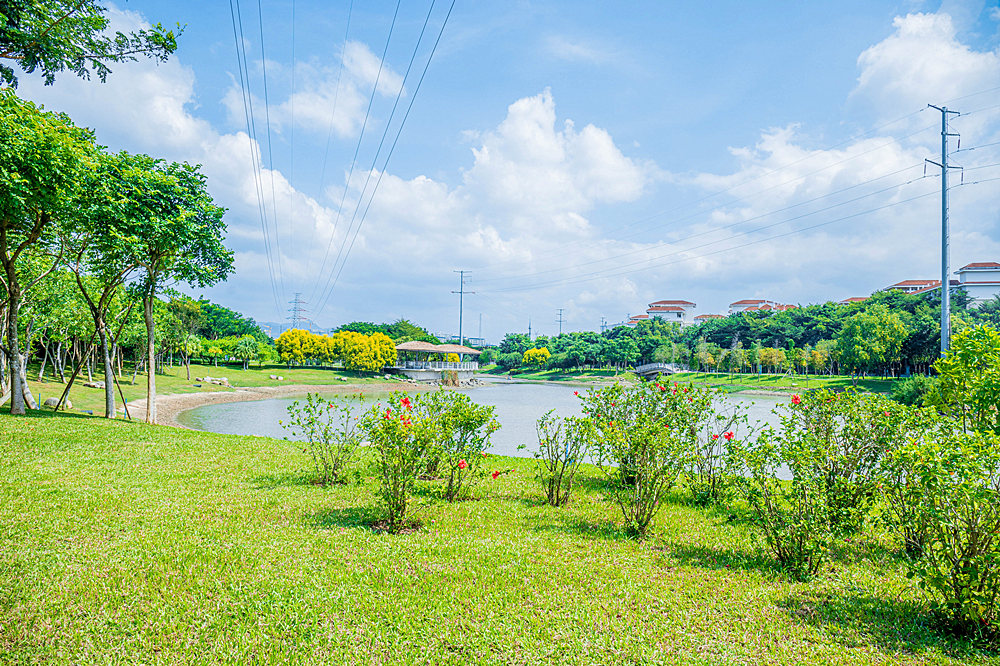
top-left (16, 0), bottom-right (1000, 339)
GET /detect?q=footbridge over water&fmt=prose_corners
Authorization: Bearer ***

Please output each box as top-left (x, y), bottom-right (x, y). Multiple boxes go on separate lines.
top-left (632, 363), bottom-right (685, 379)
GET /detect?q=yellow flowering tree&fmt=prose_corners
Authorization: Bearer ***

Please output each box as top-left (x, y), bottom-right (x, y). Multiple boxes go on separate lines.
top-left (523, 347), bottom-right (551, 368)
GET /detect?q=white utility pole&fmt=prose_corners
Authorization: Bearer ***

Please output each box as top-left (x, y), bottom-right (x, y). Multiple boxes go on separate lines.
top-left (926, 104), bottom-right (961, 355)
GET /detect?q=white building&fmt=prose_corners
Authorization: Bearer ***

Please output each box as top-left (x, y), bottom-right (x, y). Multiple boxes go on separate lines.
top-left (645, 299), bottom-right (697, 325)
top-left (955, 262), bottom-right (1000, 304)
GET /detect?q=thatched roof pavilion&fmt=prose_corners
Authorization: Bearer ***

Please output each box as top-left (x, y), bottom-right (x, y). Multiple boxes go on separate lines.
top-left (395, 340), bottom-right (482, 356)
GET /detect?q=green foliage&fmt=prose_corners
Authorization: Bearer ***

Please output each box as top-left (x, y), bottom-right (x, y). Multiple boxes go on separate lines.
top-left (931, 325), bottom-right (1000, 434)
top-left (836, 303), bottom-right (908, 374)
top-left (423, 390), bottom-right (500, 502)
top-left (232, 335), bottom-right (258, 370)
top-left (496, 351), bottom-right (521, 371)
top-left (0, 1), bottom-right (180, 87)
top-left (360, 393), bottom-right (434, 532)
top-left (336, 319), bottom-right (438, 344)
top-left (198, 299), bottom-right (268, 342)
top-left (282, 393), bottom-right (363, 486)
top-left (526, 410), bottom-right (591, 507)
top-left (892, 374), bottom-right (938, 406)
top-left (579, 381), bottom-right (692, 535)
top-left (898, 432), bottom-right (1000, 637)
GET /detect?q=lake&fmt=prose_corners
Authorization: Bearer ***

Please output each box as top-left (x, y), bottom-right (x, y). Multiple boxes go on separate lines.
top-left (177, 379), bottom-right (788, 458)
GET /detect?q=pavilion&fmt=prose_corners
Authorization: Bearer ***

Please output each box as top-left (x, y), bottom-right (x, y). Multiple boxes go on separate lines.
top-left (391, 340), bottom-right (482, 382)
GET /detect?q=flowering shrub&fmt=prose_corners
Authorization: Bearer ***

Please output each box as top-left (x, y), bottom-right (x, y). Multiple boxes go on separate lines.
top-left (359, 392), bottom-right (435, 531)
top-left (422, 390), bottom-right (500, 501)
top-left (684, 384), bottom-right (749, 506)
top-left (525, 410), bottom-right (591, 507)
top-left (578, 381), bottom-right (693, 536)
top-left (281, 393), bottom-right (364, 485)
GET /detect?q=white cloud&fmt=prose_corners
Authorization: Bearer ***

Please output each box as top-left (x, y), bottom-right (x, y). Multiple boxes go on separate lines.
top-left (544, 35), bottom-right (616, 64)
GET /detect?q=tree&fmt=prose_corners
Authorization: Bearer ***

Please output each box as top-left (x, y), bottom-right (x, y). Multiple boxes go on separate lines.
top-left (0, 1), bottom-right (180, 88)
top-left (932, 325), bottom-right (1000, 434)
top-left (837, 304), bottom-right (908, 376)
top-left (522, 347), bottom-right (550, 368)
top-left (0, 90), bottom-right (94, 414)
top-left (232, 335), bottom-right (257, 370)
top-left (166, 296), bottom-right (204, 381)
top-left (107, 153), bottom-right (231, 422)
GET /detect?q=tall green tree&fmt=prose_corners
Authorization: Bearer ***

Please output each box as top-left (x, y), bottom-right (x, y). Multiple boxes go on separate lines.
top-left (0, 90), bottom-right (94, 414)
top-left (836, 303), bottom-right (908, 376)
top-left (112, 154), bottom-right (231, 423)
top-left (0, 0), bottom-right (180, 87)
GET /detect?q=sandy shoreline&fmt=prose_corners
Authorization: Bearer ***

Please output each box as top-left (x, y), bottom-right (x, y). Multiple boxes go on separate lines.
top-left (127, 382), bottom-right (430, 429)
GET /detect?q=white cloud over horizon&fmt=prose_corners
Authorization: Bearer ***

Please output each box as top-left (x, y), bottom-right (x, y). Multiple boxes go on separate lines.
top-left (10, 6), bottom-right (1000, 339)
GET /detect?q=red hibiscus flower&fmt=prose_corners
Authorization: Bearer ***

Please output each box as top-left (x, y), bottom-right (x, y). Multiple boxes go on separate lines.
top-left (712, 434), bottom-right (719, 440)
top-left (401, 397), bottom-right (412, 411)
top-left (574, 391), bottom-right (579, 396)
top-left (791, 395), bottom-right (801, 405)
top-left (491, 470), bottom-right (501, 480)
top-left (724, 431), bottom-right (734, 441)
top-left (458, 459), bottom-right (468, 470)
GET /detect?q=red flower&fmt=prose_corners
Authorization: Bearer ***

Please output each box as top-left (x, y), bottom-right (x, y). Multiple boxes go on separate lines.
top-left (481, 451), bottom-right (488, 457)
top-left (611, 402), bottom-right (616, 407)
top-left (574, 391), bottom-right (579, 396)
top-left (384, 408), bottom-right (393, 420)
top-left (791, 395), bottom-right (801, 405)
top-left (491, 470), bottom-right (501, 480)
top-left (724, 431), bottom-right (734, 441)
top-left (458, 459), bottom-right (468, 470)
top-left (883, 411), bottom-right (890, 417)
top-left (712, 434), bottom-right (719, 440)
top-left (401, 397), bottom-right (412, 411)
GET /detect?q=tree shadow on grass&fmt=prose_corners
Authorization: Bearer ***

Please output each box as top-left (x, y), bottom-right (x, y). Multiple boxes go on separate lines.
top-left (664, 541), bottom-right (784, 577)
top-left (777, 592), bottom-right (995, 661)
top-left (526, 511), bottom-right (637, 543)
top-left (307, 505), bottom-right (383, 530)
top-left (252, 469), bottom-right (322, 489)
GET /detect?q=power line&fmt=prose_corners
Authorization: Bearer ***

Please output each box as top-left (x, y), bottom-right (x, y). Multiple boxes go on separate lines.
top-left (478, 161), bottom-right (928, 285)
top-left (308, 0), bottom-right (403, 306)
top-left (256, 0), bottom-right (286, 300)
top-left (314, 0), bottom-right (457, 315)
top-left (229, 0), bottom-right (281, 315)
top-left (316, 0), bottom-right (354, 200)
top-left (485, 169), bottom-right (938, 292)
top-left (314, 0), bottom-right (438, 310)
top-left (485, 183), bottom-right (947, 294)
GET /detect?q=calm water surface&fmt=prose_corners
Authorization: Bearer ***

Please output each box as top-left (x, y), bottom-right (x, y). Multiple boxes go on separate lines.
top-left (178, 379), bottom-right (787, 458)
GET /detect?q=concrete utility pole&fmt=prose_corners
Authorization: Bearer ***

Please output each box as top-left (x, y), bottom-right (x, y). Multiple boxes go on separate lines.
top-left (926, 104), bottom-right (962, 355)
top-left (452, 270), bottom-right (474, 347)
top-left (600, 316), bottom-right (607, 333)
top-left (528, 318), bottom-right (532, 340)
top-left (556, 308), bottom-right (565, 335)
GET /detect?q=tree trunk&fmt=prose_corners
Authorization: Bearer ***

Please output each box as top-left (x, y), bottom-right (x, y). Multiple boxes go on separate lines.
top-left (143, 295), bottom-right (157, 424)
top-left (97, 320), bottom-right (116, 419)
top-left (5, 284), bottom-right (26, 415)
top-left (38, 340), bottom-right (50, 381)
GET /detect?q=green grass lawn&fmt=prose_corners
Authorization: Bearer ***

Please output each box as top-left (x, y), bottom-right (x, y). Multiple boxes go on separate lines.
top-left (1, 413), bottom-right (993, 664)
top-left (484, 366), bottom-right (632, 383)
top-left (23, 362), bottom-right (398, 415)
top-left (669, 371), bottom-right (901, 395)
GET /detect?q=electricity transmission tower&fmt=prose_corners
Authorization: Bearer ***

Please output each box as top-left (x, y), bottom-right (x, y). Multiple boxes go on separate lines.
top-left (288, 292), bottom-right (309, 330)
top-left (452, 270), bottom-right (474, 346)
top-left (556, 308), bottom-right (565, 335)
top-left (926, 104), bottom-right (962, 355)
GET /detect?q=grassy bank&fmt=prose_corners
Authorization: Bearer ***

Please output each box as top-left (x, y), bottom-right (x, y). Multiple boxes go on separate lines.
top-left (663, 371), bottom-right (899, 395)
top-left (21, 362), bottom-right (395, 415)
top-left (483, 366), bottom-right (630, 383)
top-left (1, 413), bottom-right (992, 664)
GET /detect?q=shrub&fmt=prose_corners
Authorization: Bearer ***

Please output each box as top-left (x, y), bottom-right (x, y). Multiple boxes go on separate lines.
top-left (360, 392), bottom-right (435, 531)
top-left (423, 390), bottom-right (499, 501)
top-left (579, 381), bottom-right (692, 536)
top-left (931, 325), bottom-right (1000, 434)
top-left (876, 407), bottom-right (951, 557)
top-left (901, 432), bottom-right (1000, 637)
top-left (281, 393), bottom-right (363, 485)
top-left (786, 389), bottom-right (900, 533)
top-left (525, 410), bottom-right (591, 507)
top-left (727, 425), bottom-right (832, 580)
top-left (684, 384), bottom-right (749, 506)
top-left (891, 374), bottom-right (938, 406)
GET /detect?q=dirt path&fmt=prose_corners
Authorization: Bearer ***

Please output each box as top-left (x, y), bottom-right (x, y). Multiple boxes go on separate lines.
top-left (127, 381), bottom-right (429, 428)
